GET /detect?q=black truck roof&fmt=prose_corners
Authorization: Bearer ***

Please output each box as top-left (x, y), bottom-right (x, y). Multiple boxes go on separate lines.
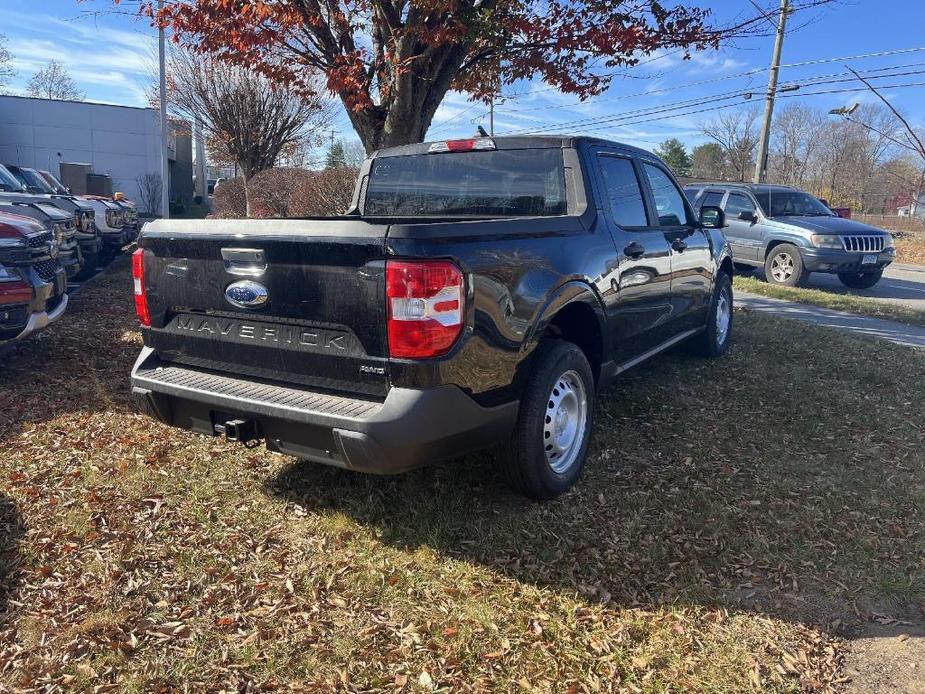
top-left (374, 135), bottom-right (654, 159)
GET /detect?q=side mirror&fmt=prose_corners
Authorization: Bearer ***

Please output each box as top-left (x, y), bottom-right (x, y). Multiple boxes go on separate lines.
top-left (700, 205), bottom-right (725, 229)
top-left (738, 210), bottom-right (757, 223)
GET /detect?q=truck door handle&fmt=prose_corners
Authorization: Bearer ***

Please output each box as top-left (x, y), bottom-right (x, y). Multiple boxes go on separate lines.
top-left (671, 238), bottom-right (688, 252)
top-left (623, 242), bottom-right (646, 259)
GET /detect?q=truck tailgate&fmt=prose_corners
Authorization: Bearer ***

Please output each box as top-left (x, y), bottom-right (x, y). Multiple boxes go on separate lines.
top-left (139, 219), bottom-right (389, 398)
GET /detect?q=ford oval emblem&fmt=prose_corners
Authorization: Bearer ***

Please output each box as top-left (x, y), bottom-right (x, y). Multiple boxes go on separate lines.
top-left (224, 280), bottom-right (269, 309)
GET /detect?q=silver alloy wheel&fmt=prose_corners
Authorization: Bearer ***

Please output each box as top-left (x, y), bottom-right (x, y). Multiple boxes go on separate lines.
top-left (770, 252), bottom-right (795, 283)
top-left (715, 286), bottom-right (731, 345)
top-left (543, 369), bottom-right (588, 474)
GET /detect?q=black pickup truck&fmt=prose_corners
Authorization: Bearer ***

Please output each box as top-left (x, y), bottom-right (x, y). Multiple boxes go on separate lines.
top-left (131, 136), bottom-right (733, 498)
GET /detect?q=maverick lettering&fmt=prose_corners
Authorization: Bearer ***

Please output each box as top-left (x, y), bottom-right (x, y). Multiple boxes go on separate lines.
top-left (175, 316), bottom-right (346, 350)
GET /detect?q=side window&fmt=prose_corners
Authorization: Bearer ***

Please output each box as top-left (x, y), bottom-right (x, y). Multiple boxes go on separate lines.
top-left (701, 191), bottom-right (724, 208)
top-left (642, 163), bottom-right (689, 226)
top-left (684, 187), bottom-right (701, 204)
top-left (597, 155), bottom-right (648, 228)
top-left (724, 193), bottom-right (757, 218)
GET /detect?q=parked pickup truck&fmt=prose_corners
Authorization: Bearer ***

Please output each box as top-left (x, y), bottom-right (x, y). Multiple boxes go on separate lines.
top-left (131, 136), bottom-right (734, 498)
top-left (0, 200), bottom-right (83, 279)
top-left (684, 183), bottom-right (895, 288)
top-left (0, 211), bottom-right (68, 348)
top-left (0, 164), bottom-right (101, 278)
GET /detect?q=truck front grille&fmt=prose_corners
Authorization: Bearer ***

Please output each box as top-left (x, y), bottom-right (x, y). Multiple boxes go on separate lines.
top-left (26, 232), bottom-right (52, 249)
top-left (33, 258), bottom-right (61, 283)
top-left (841, 235), bottom-right (885, 252)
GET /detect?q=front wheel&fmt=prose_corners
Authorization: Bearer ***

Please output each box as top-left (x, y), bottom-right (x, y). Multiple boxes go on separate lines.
top-left (499, 340), bottom-right (595, 500)
top-left (838, 270), bottom-right (883, 289)
top-left (687, 272), bottom-right (733, 358)
top-left (765, 244), bottom-right (808, 287)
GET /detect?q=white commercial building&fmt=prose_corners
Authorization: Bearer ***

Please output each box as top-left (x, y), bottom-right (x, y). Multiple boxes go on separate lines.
top-left (0, 95), bottom-right (191, 209)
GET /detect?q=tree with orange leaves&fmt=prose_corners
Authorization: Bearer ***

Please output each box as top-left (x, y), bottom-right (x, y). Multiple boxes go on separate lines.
top-left (104, 0), bottom-right (817, 152)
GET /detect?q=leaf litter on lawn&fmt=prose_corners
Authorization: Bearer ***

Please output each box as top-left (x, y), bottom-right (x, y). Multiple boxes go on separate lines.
top-left (0, 256), bottom-right (922, 691)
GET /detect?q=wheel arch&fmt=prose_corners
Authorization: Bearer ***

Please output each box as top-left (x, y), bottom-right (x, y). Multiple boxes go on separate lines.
top-left (525, 281), bottom-right (606, 384)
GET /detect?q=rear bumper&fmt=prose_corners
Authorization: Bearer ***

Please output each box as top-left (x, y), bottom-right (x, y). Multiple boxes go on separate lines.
top-left (801, 247), bottom-right (895, 272)
top-left (130, 347), bottom-right (518, 473)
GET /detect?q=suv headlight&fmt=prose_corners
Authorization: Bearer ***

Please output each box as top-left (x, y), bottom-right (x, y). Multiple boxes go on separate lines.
top-left (810, 234), bottom-right (844, 249)
top-left (105, 210), bottom-right (117, 227)
top-left (883, 233), bottom-right (895, 249)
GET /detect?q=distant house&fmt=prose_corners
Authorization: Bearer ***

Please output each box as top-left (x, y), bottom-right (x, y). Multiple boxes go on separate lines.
top-left (896, 194), bottom-right (925, 218)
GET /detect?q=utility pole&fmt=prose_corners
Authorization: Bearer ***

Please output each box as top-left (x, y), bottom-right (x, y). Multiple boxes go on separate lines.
top-left (157, 0), bottom-right (170, 218)
top-left (489, 95), bottom-right (495, 137)
top-left (753, 0), bottom-right (789, 184)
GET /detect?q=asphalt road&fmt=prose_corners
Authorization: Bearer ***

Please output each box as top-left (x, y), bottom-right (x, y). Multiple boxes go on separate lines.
top-left (753, 263), bottom-right (925, 312)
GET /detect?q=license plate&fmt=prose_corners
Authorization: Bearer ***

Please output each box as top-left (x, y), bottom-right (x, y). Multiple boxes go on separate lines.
top-left (862, 254), bottom-right (878, 265)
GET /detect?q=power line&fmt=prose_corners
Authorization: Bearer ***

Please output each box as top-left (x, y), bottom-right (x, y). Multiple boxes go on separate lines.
top-left (429, 46), bottom-right (925, 138)
top-left (500, 45), bottom-right (925, 115)
top-left (517, 80), bottom-right (925, 138)
top-left (501, 67), bottom-right (925, 136)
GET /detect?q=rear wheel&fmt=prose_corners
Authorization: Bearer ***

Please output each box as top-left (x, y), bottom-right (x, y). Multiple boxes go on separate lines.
top-left (765, 244), bottom-right (808, 287)
top-left (499, 340), bottom-right (594, 500)
top-left (838, 270), bottom-right (883, 289)
top-left (687, 272), bottom-right (733, 357)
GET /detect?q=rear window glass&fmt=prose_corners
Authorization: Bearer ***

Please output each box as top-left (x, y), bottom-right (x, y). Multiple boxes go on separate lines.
top-left (597, 155), bottom-right (648, 227)
top-left (365, 149), bottom-right (567, 217)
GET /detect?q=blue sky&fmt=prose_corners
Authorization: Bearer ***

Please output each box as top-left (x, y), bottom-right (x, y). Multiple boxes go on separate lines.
top-left (2, 0), bottom-right (924, 151)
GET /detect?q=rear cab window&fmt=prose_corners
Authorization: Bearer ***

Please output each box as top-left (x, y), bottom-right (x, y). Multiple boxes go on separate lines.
top-left (596, 155), bottom-right (648, 228)
top-left (364, 148), bottom-right (567, 217)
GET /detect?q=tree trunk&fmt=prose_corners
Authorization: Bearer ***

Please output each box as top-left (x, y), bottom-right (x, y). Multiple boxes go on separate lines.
top-left (240, 168), bottom-right (252, 218)
top-left (341, 44), bottom-right (470, 154)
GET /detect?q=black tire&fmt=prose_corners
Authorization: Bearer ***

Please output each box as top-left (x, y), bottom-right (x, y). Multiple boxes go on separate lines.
top-left (687, 272), bottom-right (733, 358)
top-left (499, 340), bottom-right (595, 500)
top-left (764, 243), bottom-right (808, 287)
top-left (838, 270), bottom-right (883, 289)
top-left (74, 251), bottom-right (99, 280)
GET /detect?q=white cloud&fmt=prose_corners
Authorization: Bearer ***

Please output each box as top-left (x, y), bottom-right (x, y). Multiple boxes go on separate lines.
top-left (0, 6), bottom-right (155, 107)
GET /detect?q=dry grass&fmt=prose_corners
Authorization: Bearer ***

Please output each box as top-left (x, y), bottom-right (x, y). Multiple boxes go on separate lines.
top-left (895, 235), bottom-right (925, 266)
top-left (0, 258), bottom-right (923, 691)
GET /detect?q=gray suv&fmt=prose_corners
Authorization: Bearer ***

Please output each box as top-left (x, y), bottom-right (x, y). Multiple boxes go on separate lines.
top-left (685, 183), bottom-right (895, 288)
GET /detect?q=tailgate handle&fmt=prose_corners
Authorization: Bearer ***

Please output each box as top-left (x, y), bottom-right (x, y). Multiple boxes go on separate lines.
top-left (222, 248), bottom-right (266, 276)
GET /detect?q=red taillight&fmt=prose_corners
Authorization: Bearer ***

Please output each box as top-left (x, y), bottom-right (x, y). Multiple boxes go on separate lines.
top-left (132, 248), bottom-right (151, 327)
top-left (386, 260), bottom-right (464, 358)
